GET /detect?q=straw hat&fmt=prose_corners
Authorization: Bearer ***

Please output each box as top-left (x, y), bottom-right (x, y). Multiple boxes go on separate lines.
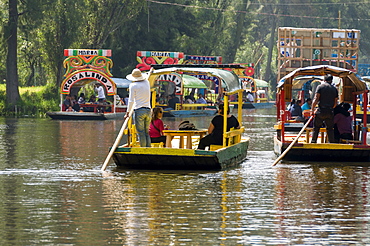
top-left (126, 68), bottom-right (147, 81)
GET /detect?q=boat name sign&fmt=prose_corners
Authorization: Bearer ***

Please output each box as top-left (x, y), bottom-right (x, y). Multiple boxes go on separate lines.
top-left (61, 69), bottom-right (115, 95)
top-left (191, 74), bottom-right (220, 93)
top-left (158, 74), bottom-right (182, 95)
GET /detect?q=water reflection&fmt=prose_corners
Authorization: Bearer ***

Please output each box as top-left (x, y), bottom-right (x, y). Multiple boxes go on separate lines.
top-left (274, 165), bottom-right (370, 244)
top-left (57, 120), bottom-right (123, 169)
top-left (101, 170), bottom-right (249, 245)
top-left (1, 109), bottom-right (370, 245)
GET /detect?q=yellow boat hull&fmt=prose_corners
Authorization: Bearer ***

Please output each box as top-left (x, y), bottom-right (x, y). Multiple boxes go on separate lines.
top-left (113, 138), bottom-right (249, 170)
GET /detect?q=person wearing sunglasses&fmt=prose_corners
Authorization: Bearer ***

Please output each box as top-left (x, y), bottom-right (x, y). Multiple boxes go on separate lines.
top-left (149, 107), bottom-right (168, 146)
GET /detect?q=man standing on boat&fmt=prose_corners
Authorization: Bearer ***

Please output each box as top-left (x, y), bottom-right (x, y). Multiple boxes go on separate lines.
top-left (125, 68), bottom-right (151, 147)
top-left (246, 91), bottom-right (254, 102)
top-left (95, 83), bottom-right (106, 102)
top-left (94, 83), bottom-right (106, 113)
top-left (310, 74), bottom-right (338, 143)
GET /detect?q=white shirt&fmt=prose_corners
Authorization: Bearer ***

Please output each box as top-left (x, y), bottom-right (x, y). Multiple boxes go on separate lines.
top-left (95, 86), bottom-right (105, 99)
top-left (196, 97), bottom-right (207, 104)
top-left (247, 94), bottom-right (254, 102)
top-left (127, 80), bottom-right (151, 112)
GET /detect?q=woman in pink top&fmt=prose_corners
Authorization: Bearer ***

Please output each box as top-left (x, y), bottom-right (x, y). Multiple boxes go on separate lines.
top-left (149, 107), bottom-right (167, 145)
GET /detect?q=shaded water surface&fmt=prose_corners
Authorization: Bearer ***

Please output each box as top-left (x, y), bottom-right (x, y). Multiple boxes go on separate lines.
top-left (0, 108), bottom-right (370, 245)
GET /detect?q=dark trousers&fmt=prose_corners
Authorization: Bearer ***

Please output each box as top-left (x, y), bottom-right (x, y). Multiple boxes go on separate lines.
top-left (312, 108), bottom-right (335, 143)
top-left (339, 133), bottom-right (353, 140)
top-left (198, 134), bottom-right (219, 150)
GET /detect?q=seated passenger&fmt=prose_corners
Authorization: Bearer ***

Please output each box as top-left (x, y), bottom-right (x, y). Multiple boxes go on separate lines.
top-left (301, 98), bottom-right (312, 111)
top-left (195, 94), bottom-right (207, 104)
top-left (289, 99), bottom-right (303, 120)
top-left (78, 93), bottom-right (86, 104)
top-left (334, 102), bottom-right (352, 142)
top-left (167, 94), bottom-right (180, 110)
top-left (62, 95), bottom-right (72, 111)
top-left (124, 95), bottom-right (129, 105)
top-left (88, 95), bottom-right (96, 103)
top-left (184, 95), bottom-right (194, 104)
top-left (71, 95), bottom-right (80, 111)
top-left (84, 95), bottom-right (97, 112)
top-left (246, 91), bottom-right (254, 102)
top-left (66, 106), bottom-right (75, 112)
top-left (287, 98), bottom-right (295, 111)
top-left (149, 107), bottom-right (167, 146)
top-left (198, 103), bottom-right (240, 150)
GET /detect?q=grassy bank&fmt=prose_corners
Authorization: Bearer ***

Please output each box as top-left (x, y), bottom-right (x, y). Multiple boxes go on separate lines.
top-left (0, 84), bottom-right (60, 117)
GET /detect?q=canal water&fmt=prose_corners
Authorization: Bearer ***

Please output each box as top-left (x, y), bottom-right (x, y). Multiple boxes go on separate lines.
top-left (0, 108), bottom-right (369, 245)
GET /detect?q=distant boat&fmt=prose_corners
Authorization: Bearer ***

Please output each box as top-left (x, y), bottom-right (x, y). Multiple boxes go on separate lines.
top-left (47, 49), bottom-right (128, 120)
top-left (274, 65), bottom-right (370, 162)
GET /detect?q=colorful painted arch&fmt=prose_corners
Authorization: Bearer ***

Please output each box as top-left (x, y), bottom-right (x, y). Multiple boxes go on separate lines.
top-left (60, 69), bottom-right (116, 95)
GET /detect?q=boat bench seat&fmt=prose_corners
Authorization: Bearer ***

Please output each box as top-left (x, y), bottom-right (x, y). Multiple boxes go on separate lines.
top-left (305, 128), bottom-right (327, 143)
top-left (176, 103), bottom-right (209, 110)
top-left (340, 139), bottom-right (362, 144)
top-left (210, 145), bottom-right (223, 151)
top-left (151, 142), bottom-right (164, 147)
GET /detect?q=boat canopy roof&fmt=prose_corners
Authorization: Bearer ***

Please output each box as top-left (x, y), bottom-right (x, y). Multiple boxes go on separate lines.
top-left (182, 74), bottom-right (207, 89)
top-left (291, 75), bottom-right (343, 89)
top-left (362, 76), bottom-right (370, 82)
top-left (277, 65), bottom-right (367, 92)
top-left (113, 78), bottom-right (131, 89)
top-left (254, 78), bottom-right (269, 87)
top-left (149, 67), bottom-right (241, 92)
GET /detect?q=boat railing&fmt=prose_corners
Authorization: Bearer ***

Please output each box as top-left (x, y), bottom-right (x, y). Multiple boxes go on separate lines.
top-left (124, 118), bottom-right (138, 147)
top-left (258, 98), bottom-right (268, 103)
top-left (176, 103), bottom-right (209, 110)
top-left (210, 126), bottom-right (245, 150)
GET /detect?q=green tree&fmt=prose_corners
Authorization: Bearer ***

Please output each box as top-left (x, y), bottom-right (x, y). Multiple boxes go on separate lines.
top-left (221, 0), bottom-right (256, 63)
top-left (5, 0), bottom-right (20, 110)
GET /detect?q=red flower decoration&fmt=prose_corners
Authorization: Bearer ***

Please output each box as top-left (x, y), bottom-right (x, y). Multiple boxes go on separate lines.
top-left (245, 67), bottom-right (255, 76)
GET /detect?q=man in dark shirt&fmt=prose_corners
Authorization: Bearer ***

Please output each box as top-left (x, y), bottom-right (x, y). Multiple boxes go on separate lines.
top-left (168, 94), bottom-right (180, 110)
top-left (310, 74), bottom-right (338, 143)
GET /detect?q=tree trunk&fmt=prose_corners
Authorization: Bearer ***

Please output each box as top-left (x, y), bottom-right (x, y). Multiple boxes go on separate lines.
top-left (6, 0), bottom-right (20, 110)
top-left (263, 13), bottom-right (278, 84)
top-left (223, 0), bottom-right (249, 63)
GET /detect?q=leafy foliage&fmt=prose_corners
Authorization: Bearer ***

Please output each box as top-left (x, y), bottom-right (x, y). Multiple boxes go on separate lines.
top-left (1, 0), bottom-right (370, 113)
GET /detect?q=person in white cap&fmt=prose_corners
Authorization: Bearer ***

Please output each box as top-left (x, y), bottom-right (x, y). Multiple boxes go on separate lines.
top-left (125, 68), bottom-right (152, 147)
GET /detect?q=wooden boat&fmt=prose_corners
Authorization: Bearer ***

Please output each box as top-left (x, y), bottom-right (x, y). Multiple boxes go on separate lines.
top-left (112, 67), bottom-right (250, 170)
top-left (274, 65), bottom-right (370, 162)
top-left (354, 76), bottom-right (370, 122)
top-left (46, 49), bottom-right (127, 120)
top-left (355, 105), bottom-right (370, 123)
top-left (165, 107), bottom-right (217, 117)
top-left (47, 110), bottom-right (125, 120)
top-left (232, 100), bottom-right (275, 109)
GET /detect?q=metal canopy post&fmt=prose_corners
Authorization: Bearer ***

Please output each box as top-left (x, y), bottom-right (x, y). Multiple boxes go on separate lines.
top-left (363, 91), bottom-right (368, 145)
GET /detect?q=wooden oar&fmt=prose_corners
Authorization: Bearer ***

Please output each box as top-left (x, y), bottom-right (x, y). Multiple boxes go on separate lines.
top-left (272, 116), bottom-right (314, 167)
top-left (101, 108), bottom-right (134, 171)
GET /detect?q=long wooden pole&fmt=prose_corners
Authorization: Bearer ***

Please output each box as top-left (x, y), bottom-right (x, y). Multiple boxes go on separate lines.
top-left (101, 108), bottom-right (134, 171)
top-left (272, 116), bottom-right (314, 166)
